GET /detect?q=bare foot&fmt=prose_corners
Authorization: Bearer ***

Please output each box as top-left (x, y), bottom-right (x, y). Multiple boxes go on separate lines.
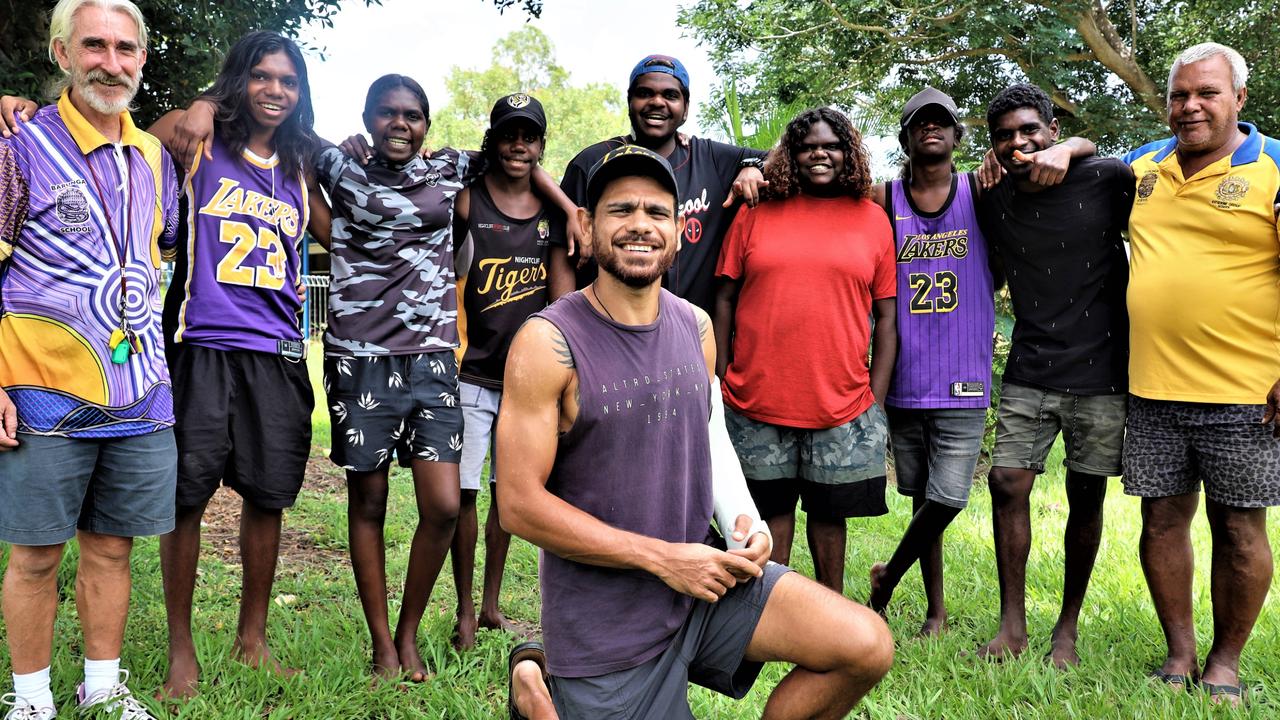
top-left (233, 638), bottom-right (301, 678)
top-left (479, 610), bottom-right (522, 634)
top-left (370, 644), bottom-right (401, 682)
top-left (867, 562), bottom-right (891, 615)
top-left (1046, 638), bottom-right (1080, 670)
top-left (454, 610), bottom-right (479, 651)
top-left (156, 648), bottom-right (200, 701)
top-left (975, 632), bottom-right (1027, 662)
top-left (918, 615), bottom-right (948, 638)
top-left (397, 638), bottom-right (432, 683)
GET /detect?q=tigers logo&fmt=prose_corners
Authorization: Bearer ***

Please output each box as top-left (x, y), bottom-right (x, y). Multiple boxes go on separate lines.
top-left (1137, 172), bottom-right (1158, 200)
top-left (507, 94), bottom-right (531, 109)
top-left (1216, 176), bottom-right (1249, 203)
top-left (537, 218), bottom-right (550, 240)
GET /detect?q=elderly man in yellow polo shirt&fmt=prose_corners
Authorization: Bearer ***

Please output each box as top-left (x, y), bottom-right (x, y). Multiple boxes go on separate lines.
top-left (1122, 42), bottom-right (1280, 705)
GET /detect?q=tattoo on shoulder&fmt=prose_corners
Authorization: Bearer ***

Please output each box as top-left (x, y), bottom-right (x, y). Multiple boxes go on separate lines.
top-left (551, 328), bottom-right (575, 368)
top-left (696, 311), bottom-right (709, 342)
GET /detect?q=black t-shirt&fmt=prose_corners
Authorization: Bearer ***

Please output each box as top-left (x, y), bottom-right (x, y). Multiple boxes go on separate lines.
top-left (979, 156), bottom-right (1134, 395)
top-left (456, 181), bottom-right (566, 389)
top-left (560, 136), bottom-right (765, 314)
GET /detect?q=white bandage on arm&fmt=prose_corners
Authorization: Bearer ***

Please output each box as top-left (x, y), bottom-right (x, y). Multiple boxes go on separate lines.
top-left (708, 376), bottom-right (771, 551)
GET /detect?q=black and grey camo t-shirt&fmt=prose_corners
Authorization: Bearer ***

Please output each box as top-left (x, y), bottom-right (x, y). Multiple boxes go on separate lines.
top-left (315, 146), bottom-right (482, 357)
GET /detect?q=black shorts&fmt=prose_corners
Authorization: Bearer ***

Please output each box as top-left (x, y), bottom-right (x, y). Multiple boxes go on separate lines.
top-left (170, 344), bottom-right (314, 509)
top-left (323, 351), bottom-right (463, 472)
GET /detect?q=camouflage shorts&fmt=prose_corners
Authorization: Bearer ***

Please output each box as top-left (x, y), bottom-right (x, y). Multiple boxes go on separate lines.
top-left (724, 404), bottom-right (891, 484)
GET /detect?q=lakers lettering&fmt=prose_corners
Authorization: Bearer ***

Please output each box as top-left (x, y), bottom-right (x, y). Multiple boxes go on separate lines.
top-left (199, 177), bottom-right (301, 236)
top-left (896, 229), bottom-right (969, 263)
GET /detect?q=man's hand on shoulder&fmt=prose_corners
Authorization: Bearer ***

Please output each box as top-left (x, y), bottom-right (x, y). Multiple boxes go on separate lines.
top-left (169, 99), bottom-right (217, 170)
top-left (651, 541), bottom-right (762, 603)
top-left (0, 96), bottom-right (38, 138)
top-left (977, 148), bottom-right (1005, 190)
top-left (0, 387), bottom-right (19, 450)
top-left (1263, 379), bottom-right (1280, 438)
top-left (724, 166), bottom-right (768, 208)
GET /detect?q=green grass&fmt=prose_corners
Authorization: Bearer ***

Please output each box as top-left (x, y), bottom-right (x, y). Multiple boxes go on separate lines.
top-left (2, 420), bottom-right (1278, 717)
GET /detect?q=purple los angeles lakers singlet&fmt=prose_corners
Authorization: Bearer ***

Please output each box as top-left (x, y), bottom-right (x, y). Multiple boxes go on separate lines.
top-left (165, 134), bottom-right (309, 353)
top-left (886, 172), bottom-right (995, 409)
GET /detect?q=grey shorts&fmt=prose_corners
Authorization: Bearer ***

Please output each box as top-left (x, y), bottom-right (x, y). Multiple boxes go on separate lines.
top-left (887, 407), bottom-right (986, 508)
top-left (324, 351), bottom-right (463, 472)
top-left (1122, 396), bottom-right (1280, 508)
top-left (991, 382), bottom-right (1125, 476)
top-left (549, 562), bottom-right (792, 720)
top-left (725, 405), bottom-right (888, 519)
top-left (459, 381), bottom-right (501, 491)
top-left (0, 430), bottom-right (177, 545)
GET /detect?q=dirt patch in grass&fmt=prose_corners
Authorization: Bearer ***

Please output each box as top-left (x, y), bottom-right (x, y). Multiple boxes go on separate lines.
top-left (200, 448), bottom-right (347, 570)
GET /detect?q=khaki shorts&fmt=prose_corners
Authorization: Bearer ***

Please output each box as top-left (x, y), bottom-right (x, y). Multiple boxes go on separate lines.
top-left (991, 382), bottom-right (1125, 476)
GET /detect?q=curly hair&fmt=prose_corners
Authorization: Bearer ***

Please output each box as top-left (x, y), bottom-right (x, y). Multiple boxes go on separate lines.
top-left (202, 32), bottom-right (316, 177)
top-left (985, 83), bottom-right (1054, 134)
top-left (763, 107), bottom-right (871, 200)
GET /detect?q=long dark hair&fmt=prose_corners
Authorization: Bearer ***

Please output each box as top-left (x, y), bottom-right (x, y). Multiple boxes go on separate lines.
top-left (763, 107), bottom-right (872, 200)
top-left (202, 31), bottom-right (317, 176)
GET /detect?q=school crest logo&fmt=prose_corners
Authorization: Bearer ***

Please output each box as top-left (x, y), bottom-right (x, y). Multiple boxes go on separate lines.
top-left (1137, 172), bottom-right (1158, 199)
top-left (1216, 176), bottom-right (1249, 203)
top-left (55, 184), bottom-right (90, 225)
top-left (507, 93), bottom-right (532, 109)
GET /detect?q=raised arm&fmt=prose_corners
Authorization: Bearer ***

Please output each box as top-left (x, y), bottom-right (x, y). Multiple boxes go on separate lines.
top-left (168, 98), bottom-right (218, 170)
top-left (977, 136), bottom-right (1098, 192)
top-left (496, 317), bottom-right (760, 603)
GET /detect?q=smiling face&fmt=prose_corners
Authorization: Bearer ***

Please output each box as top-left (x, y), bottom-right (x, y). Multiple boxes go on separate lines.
top-left (794, 120), bottom-right (846, 193)
top-left (989, 107), bottom-right (1059, 177)
top-left (1167, 54), bottom-right (1246, 156)
top-left (905, 105), bottom-right (959, 160)
top-left (245, 50), bottom-right (299, 135)
top-left (492, 119), bottom-right (544, 180)
top-left (586, 175), bottom-right (683, 289)
top-left (364, 86), bottom-right (429, 164)
top-left (54, 5), bottom-right (145, 116)
top-left (627, 73), bottom-right (688, 144)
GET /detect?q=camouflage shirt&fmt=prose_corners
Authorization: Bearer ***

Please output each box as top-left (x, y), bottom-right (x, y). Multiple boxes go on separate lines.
top-left (316, 145), bottom-right (482, 356)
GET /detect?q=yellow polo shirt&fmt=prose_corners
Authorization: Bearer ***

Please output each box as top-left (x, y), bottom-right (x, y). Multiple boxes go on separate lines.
top-left (1124, 122), bottom-right (1280, 404)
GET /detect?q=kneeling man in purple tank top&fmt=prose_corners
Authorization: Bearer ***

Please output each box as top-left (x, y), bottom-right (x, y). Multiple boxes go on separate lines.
top-left (495, 145), bottom-right (893, 720)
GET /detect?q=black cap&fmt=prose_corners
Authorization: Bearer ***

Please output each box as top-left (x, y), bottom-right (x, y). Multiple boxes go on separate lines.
top-left (899, 87), bottom-right (961, 129)
top-left (585, 145), bottom-right (679, 211)
top-left (490, 93), bottom-right (547, 134)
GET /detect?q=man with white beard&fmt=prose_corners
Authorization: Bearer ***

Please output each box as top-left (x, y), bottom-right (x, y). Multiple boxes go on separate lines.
top-left (0, 1), bottom-right (178, 718)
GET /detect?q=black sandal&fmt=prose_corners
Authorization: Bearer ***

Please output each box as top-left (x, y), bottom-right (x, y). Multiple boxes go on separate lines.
top-left (509, 641), bottom-right (549, 720)
top-left (1149, 668), bottom-right (1194, 689)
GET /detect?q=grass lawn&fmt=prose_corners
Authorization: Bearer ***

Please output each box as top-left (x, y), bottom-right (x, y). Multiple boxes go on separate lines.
top-left (1, 362), bottom-right (1277, 718)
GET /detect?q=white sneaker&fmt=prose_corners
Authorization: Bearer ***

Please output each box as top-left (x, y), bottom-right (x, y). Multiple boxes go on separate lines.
top-left (1, 694), bottom-right (56, 720)
top-left (74, 670), bottom-right (155, 720)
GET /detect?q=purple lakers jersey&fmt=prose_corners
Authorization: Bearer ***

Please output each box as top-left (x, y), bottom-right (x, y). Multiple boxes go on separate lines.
top-left (886, 173), bottom-right (995, 409)
top-left (165, 134), bottom-right (308, 353)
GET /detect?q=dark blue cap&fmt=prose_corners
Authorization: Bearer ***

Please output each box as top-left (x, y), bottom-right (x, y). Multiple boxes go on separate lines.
top-left (628, 54), bottom-right (690, 94)
top-left (585, 144), bottom-right (680, 211)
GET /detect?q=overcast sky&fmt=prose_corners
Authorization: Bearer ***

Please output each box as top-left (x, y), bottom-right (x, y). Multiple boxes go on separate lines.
top-left (298, 0), bottom-right (899, 176)
top-left (299, 0), bottom-right (721, 141)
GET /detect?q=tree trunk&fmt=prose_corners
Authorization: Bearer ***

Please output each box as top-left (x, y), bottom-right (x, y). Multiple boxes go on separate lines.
top-left (1074, 0), bottom-right (1164, 114)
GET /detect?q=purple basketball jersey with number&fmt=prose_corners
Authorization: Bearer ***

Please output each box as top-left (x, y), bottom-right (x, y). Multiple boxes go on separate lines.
top-left (168, 134), bottom-right (308, 353)
top-left (886, 173), bottom-right (995, 408)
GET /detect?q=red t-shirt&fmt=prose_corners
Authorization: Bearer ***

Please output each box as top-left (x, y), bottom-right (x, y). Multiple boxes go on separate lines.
top-left (716, 194), bottom-right (895, 429)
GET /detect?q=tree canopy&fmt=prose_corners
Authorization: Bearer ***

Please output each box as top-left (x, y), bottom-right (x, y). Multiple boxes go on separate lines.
top-left (429, 26), bottom-right (628, 179)
top-left (680, 0), bottom-right (1278, 155)
top-left (0, 0), bottom-right (543, 128)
